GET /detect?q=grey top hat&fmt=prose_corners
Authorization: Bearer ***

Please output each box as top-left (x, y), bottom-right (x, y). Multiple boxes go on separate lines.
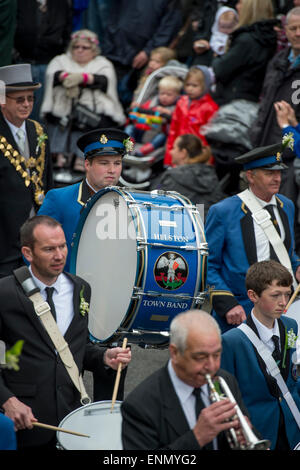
top-left (0, 64), bottom-right (41, 92)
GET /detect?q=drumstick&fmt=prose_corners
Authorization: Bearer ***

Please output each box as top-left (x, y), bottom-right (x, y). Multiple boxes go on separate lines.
top-left (32, 421), bottom-right (90, 438)
top-left (111, 337), bottom-right (127, 413)
top-left (284, 283), bottom-right (300, 313)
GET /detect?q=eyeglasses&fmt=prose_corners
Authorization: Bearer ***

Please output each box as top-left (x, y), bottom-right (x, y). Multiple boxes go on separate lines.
top-left (72, 45), bottom-right (92, 50)
top-left (6, 95), bottom-right (35, 104)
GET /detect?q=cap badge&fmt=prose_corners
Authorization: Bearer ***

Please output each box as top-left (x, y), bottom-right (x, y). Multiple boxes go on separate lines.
top-left (276, 153), bottom-right (281, 162)
top-left (100, 134), bottom-right (108, 144)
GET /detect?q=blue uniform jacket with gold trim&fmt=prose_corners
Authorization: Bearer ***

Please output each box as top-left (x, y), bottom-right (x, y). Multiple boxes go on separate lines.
top-left (205, 193), bottom-right (300, 332)
top-left (38, 180), bottom-right (90, 272)
top-left (221, 315), bottom-right (300, 450)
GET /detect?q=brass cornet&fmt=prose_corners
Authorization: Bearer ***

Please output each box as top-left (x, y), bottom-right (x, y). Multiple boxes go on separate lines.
top-left (205, 374), bottom-right (270, 450)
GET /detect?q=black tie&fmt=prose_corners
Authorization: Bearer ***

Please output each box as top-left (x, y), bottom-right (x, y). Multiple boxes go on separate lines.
top-left (45, 287), bottom-right (57, 320)
top-left (193, 388), bottom-right (214, 450)
top-left (272, 335), bottom-right (281, 363)
top-left (193, 388), bottom-right (205, 418)
top-left (265, 204), bottom-right (281, 236)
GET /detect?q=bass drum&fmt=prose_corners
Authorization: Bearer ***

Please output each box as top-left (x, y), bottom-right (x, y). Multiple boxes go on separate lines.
top-left (70, 187), bottom-right (208, 346)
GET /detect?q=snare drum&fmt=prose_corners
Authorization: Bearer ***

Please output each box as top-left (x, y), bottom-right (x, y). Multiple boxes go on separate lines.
top-left (70, 187), bottom-right (208, 345)
top-left (57, 401), bottom-right (122, 450)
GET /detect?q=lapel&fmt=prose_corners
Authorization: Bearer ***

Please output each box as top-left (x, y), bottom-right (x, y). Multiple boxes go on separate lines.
top-left (25, 119), bottom-right (37, 157)
top-left (160, 365), bottom-right (191, 437)
top-left (78, 179), bottom-right (94, 210)
top-left (246, 315), bottom-right (289, 390)
top-left (0, 111), bottom-right (19, 149)
top-left (239, 202), bottom-right (257, 265)
top-left (63, 272), bottom-right (87, 342)
top-left (275, 196), bottom-right (291, 252)
top-left (15, 280), bottom-right (57, 354)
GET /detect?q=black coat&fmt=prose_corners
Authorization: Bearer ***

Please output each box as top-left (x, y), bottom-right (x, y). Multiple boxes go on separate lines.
top-left (250, 47), bottom-right (300, 149)
top-left (14, 0), bottom-right (72, 63)
top-left (151, 163), bottom-right (226, 216)
top-left (101, 0), bottom-right (182, 66)
top-left (212, 19), bottom-right (278, 105)
top-left (0, 113), bottom-right (53, 271)
top-left (0, 272), bottom-right (110, 448)
top-left (121, 364), bottom-right (252, 450)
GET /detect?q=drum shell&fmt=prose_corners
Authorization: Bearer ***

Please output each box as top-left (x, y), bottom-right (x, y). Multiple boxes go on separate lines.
top-left (71, 188), bottom-right (208, 345)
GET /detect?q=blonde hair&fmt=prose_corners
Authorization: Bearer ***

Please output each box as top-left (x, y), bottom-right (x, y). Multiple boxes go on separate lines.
top-left (158, 75), bottom-right (183, 93)
top-left (150, 47), bottom-right (176, 64)
top-left (184, 67), bottom-right (205, 88)
top-left (235, 0), bottom-right (274, 29)
top-left (68, 29), bottom-right (101, 56)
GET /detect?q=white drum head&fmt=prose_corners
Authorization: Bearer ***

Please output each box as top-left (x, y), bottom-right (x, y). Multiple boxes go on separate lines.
top-left (57, 401), bottom-right (122, 450)
top-left (75, 192), bottom-right (138, 341)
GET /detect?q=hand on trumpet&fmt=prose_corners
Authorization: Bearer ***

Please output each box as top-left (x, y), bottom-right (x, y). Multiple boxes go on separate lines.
top-left (193, 399), bottom-right (251, 448)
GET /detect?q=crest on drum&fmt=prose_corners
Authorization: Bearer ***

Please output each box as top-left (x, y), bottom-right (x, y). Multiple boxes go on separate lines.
top-left (154, 251), bottom-right (188, 290)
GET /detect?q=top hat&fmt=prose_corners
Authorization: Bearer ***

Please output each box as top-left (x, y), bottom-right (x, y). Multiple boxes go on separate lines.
top-left (0, 64), bottom-right (41, 92)
top-left (77, 128), bottom-right (134, 159)
top-left (234, 142), bottom-right (288, 171)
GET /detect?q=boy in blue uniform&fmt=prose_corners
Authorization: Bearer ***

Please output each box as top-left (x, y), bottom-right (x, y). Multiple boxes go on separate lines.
top-left (221, 260), bottom-right (300, 450)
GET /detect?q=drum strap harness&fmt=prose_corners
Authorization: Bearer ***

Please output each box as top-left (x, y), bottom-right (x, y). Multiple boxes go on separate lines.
top-left (13, 266), bottom-right (91, 405)
top-left (237, 189), bottom-right (297, 289)
top-left (238, 323), bottom-right (300, 429)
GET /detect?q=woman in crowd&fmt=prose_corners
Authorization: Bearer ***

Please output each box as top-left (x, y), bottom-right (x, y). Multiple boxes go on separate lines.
top-left (152, 134), bottom-right (225, 216)
top-left (212, 0), bottom-right (278, 106)
top-left (41, 29), bottom-right (126, 171)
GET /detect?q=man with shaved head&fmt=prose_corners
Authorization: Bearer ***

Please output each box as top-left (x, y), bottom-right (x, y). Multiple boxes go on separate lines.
top-left (121, 310), bottom-right (260, 450)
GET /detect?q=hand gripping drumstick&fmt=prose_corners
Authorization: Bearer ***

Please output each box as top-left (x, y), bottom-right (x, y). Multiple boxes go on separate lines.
top-left (111, 337), bottom-right (127, 413)
top-left (32, 421), bottom-right (90, 437)
top-left (284, 283), bottom-right (300, 313)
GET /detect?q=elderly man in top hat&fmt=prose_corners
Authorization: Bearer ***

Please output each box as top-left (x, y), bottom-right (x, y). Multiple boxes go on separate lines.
top-left (38, 127), bottom-right (131, 401)
top-left (205, 141), bottom-right (300, 333)
top-left (0, 64), bottom-right (53, 278)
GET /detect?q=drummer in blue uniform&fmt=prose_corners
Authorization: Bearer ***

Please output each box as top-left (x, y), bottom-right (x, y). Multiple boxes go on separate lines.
top-left (205, 140), bottom-right (300, 333)
top-left (38, 128), bottom-right (132, 402)
top-left (38, 128), bottom-right (132, 272)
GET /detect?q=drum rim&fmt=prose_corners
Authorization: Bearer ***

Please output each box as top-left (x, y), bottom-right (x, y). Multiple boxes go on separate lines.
top-left (57, 400), bottom-right (122, 449)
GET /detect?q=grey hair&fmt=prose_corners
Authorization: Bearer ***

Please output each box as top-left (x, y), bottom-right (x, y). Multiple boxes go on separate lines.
top-left (286, 7), bottom-right (300, 24)
top-left (170, 309), bottom-right (221, 354)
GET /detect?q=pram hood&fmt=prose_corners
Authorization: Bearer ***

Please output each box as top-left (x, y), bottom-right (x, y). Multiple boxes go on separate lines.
top-left (136, 61), bottom-right (188, 105)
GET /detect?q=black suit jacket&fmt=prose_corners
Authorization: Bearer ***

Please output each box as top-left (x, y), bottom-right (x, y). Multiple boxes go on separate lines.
top-left (0, 112), bottom-right (53, 270)
top-left (0, 272), bottom-right (110, 448)
top-left (121, 365), bottom-right (251, 450)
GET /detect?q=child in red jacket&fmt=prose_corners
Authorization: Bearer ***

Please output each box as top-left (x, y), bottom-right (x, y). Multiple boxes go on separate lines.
top-left (164, 66), bottom-right (218, 166)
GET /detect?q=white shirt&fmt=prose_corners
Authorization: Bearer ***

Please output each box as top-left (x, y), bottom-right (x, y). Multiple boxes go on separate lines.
top-left (167, 360), bottom-right (218, 449)
top-left (4, 117), bottom-right (27, 149)
top-left (29, 266), bottom-right (74, 336)
top-left (250, 189), bottom-right (285, 262)
top-left (251, 310), bottom-right (281, 354)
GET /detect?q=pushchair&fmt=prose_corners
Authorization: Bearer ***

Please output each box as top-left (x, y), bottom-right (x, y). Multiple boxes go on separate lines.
top-left (120, 63), bottom-right (188, 189)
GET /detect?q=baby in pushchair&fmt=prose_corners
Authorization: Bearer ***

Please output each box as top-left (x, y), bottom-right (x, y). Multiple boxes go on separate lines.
top-left (121, 63), bottom-right (188, 186)
top-left (126, 75), bottom-right (183, 157)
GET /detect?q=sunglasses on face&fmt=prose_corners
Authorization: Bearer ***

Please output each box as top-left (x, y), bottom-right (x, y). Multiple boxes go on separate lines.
top-left (6, 95), bottom-right (35, 104)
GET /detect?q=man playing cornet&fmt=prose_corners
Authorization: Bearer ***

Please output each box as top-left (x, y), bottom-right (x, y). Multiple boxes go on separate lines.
top-left (121, 309), bottom-right (262, 450)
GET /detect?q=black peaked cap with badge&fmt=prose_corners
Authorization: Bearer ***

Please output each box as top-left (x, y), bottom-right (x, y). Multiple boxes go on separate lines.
top-left (234, 142), bottom-right (288, 171)
top-left (77, 128), bottom-right (132, 159)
